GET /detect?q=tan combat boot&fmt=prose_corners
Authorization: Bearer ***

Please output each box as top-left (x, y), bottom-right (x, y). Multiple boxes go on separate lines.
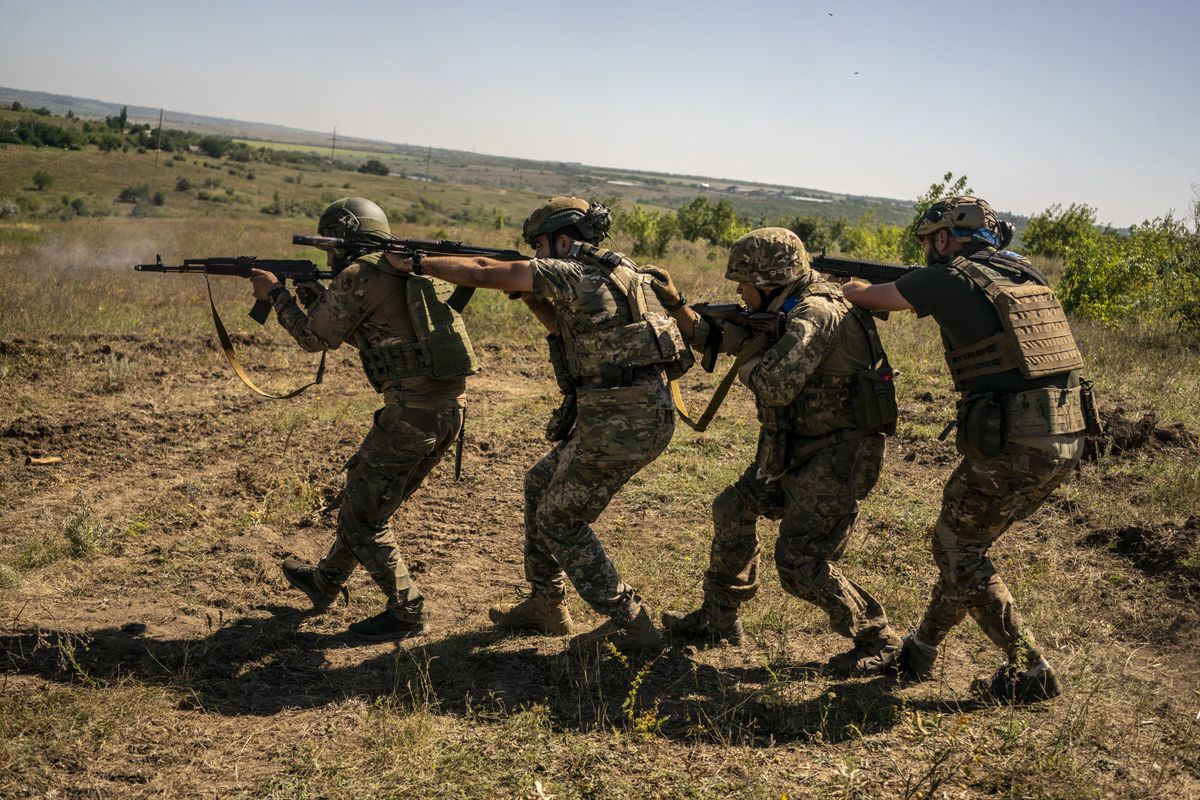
top-left (570, 607), bottom-right (665, 654)
top-left (488, 592), bottom-right (573, 636)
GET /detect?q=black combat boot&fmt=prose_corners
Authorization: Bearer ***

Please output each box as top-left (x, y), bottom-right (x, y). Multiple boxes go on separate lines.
top-left (281, 557), bottom-right (344, 613)
top-left (348, 602), bottom-right (429, 642)
top-left (881, 633), bottom-right (939, 683)
top-left (972, 658), bottom-right (1063, 704)
top-left (825, 628), bottom-right (903, 677)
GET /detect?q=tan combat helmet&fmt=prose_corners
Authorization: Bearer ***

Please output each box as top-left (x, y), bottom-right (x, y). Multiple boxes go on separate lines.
top-left (914, 196), bottom-right (1009, 248)
top-left (725, 227), bottom-right (811, 289)
top-left (521, 197), bottom-right (612, 246)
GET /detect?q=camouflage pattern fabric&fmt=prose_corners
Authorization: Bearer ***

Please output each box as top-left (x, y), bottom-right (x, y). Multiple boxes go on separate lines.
top-left (313, 404), bottom-right (463, 616)
top-left (523, 379), bottom-right (675, 623)
top-left (701, 434), bottom-right (895, 646)
top-left (914, 438), bottom-right (1081, 662)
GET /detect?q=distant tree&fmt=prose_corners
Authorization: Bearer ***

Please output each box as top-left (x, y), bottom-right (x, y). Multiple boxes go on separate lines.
top-left (197, 135), bottom-right (230, 159)
top-left (153, 191), bottom-right (165, 206)
top-left (616, 205), bottom-right (676, 258)
top-left (675, 196), bottom-right (747, 246)
top-left (31, 171), bottom-right (53, 191)
top-left (1022, 203), bottom-right (1100, 260)
top-left (9, 101), bottom-right (21, 111)
top-left (901, 171), bottom-right (972, 263)
top-left (358, 158), bottom-right (390, 176)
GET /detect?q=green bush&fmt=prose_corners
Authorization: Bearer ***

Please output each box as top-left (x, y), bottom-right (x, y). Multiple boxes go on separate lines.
top-left (615, 205), bottom-right (676, 258)
top-left (175, 177), bottom-right (191, 192)
top-left (117, 185), bottom-right (150, 203)
top-left (31, 171), bottom-right (53, 190)
top-left (358, 158), bottom-right (390, 176)
top-left (1023, 203), bottom-right (1100, 259)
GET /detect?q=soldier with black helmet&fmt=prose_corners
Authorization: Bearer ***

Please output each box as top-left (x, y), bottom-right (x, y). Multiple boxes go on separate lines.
top-left (651, 228), bottom-right (903, 676)
top-left (249, 197), bottom-right (479, 642)
top-left (842, 196), bottom-right (1090, 702)
top-left (380, 197), bottom-right (692, 652)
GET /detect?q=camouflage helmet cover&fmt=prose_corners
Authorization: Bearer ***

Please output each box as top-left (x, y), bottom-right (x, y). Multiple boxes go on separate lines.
top-left (913, 196), bottom-right (1003, 247)
top-left (317, 197), bottom-right (391, 239)
top-left (522, 196), bottom-right (612, 245)
top-left (726, 227), bottom-right (812, 288)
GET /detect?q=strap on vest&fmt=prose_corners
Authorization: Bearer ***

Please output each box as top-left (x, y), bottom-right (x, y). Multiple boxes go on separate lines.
top-left (206, 274), bottom-right (326, 400)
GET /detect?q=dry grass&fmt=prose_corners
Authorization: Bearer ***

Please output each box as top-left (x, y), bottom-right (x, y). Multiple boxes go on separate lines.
top-left (1, 145), bottom-right (1199, 799)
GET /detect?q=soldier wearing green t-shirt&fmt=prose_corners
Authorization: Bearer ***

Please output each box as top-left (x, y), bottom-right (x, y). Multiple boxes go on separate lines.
top-left (381, 198), bottom-right (692, 652)
top-left (842, 196), bottom-right (1089, 703)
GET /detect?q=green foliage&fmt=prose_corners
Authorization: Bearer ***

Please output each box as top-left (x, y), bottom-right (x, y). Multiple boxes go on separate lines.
top-left (675, 196), bottom-right (748, 245)
top-left (31, 171), bottom-right (53, 191)
top-left (787, 215), bottom-right (848, 254)
top-left (198, 135), bottom-right (230, 159)
top-left (1022, 203), bottom-right (1100, 259)
top-left (615, 204), bottom-right (676, 258)
top-left (174, 177), bottom-right (191, 192)
top-left (116, 185), bottom-right (150, 204)
top-left (840, 212), bottom-right (906, 261)
top-left (1060, 200), bottom-right (1200, 336)
top-left (358, 158), bottom-right (390, 176)
top-left (901, 171), bottom-right (971, 262)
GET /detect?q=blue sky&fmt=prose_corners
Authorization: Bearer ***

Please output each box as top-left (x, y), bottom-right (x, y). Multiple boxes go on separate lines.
top-left (2, 0), bottom-right (1197, 226)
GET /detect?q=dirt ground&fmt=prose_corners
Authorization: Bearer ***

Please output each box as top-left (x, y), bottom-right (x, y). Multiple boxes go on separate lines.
top-left (2, 323), bottom-right (1200, 798)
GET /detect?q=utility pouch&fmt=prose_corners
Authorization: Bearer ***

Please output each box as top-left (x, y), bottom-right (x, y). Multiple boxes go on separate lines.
top-left (545, 392), bottom-right (578, 442)
top-left (1079, 377), bottom-right (1105, 436)
top-left (955, 394), bottom-right (1005, 459)
top-left (755, 406), bottom-right (791, 478)
top-left (853, 364), bottom-right (899, 435)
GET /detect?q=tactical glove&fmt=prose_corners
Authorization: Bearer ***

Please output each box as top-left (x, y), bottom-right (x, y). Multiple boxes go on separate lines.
top-left (644, 266), bottom-right (685, 311)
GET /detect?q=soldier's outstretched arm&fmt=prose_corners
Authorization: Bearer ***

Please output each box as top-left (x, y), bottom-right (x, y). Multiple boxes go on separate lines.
top-left (383, 253), bottom-right (533, 293)
top-left (841, 280), bottom-right (913, 313)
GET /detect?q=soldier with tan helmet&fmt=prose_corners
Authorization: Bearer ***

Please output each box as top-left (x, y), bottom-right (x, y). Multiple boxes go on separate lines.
top-left (381, 197), bottom-right (692, 652)
top-left (651, 228), bottom-right (903, 676)
top-left (842, 196), bottom-right (1092, 703)
top-left (249, 197), bottom-right (479, 642)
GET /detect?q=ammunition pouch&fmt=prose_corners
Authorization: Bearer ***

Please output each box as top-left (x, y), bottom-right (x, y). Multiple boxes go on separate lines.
top-left (562, 316), bottom-right (688, 383)
top-left (853, 364), bottom-right (899, 435)
top-left (755, 407), bottom-right (792, 478)
top-left (954, 385), bottom-right (1086, 459)
top-left (955, 394), bottom-right (1005, 460)
top-left (358, 326), bottom-right (476, 392)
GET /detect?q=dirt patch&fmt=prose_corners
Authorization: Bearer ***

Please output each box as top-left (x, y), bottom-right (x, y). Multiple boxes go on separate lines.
top-left (1084, 409), bottom-right (1199, 460)
top-left (1085, 516), bottom-right (1200, 588)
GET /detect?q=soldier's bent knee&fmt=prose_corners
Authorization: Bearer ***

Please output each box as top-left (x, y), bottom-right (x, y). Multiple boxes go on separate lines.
top-left (712, 486), bottom-right (746, 530)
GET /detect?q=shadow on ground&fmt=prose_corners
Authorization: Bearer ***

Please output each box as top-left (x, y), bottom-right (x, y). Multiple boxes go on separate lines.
top-left (0, 610), bottom-right (983, 745)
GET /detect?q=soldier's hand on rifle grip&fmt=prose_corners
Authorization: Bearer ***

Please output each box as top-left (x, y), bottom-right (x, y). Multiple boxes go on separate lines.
top-left (295, 281), bottom-right (324, 308)
top-left (248, 268), bottom-right (282, 301)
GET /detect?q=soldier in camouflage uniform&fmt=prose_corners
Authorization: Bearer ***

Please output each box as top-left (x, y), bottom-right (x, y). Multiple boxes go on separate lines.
top-left (379, 199), bottom-right (691, 652)
top-left (248, 197), bottom-right (478, 642)
top-left (843, 196), bottom-right (1091, 702)
top-left (381, 197), bottom-right (692, 652)
top-left (649, 229), bottom-right (902, 675)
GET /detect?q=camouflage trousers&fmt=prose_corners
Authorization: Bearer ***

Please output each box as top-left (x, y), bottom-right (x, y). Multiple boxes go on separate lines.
top-left (914, 438), bottom-right (1081, 662)
top-left (524, 382), bottom-right (675, 623)
top-left (314, 403), bottom-right (463, 616)
top-left (703, 433), bottom-right (895, 646)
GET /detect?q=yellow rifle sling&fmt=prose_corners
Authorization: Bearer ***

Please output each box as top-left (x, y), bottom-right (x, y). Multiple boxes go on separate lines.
top-left (206, 274), bottom-right (326, 400)
top-left (672, 334), bottom-right (768, 432)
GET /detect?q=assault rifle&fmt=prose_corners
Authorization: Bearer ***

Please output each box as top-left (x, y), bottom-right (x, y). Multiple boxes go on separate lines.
top-left (134, 255), bottom-right (330, 324)
top-left (693, 255), bottom-right (920, 372)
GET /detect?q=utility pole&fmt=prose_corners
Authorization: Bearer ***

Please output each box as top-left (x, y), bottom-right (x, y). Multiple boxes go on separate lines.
top-left (154, 108), bottom-right (164, 166)
top-left (330, 126), bottom-right (337, 163)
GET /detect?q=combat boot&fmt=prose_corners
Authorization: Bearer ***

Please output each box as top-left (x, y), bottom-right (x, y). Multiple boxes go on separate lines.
top-left (570, 607), bottom-right (665, 654)
top-left (882, 633), bottom-right (939, 683)
top-left (488, 592), bottom-right (573, 636)
top-left (281, 557), bottom-right (345, 613)
top-left (348, 603), bottom-right (429, 643)
top-left (661, 608), bottom-right (744, 646)
top-left (825, 628), bottom-right (903, 677)
top-left (972, 658), bottom-right (1063, 704)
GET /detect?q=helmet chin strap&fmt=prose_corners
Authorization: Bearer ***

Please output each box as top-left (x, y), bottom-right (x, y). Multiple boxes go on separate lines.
top-left (547, 232), bottom-right (561, 258)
